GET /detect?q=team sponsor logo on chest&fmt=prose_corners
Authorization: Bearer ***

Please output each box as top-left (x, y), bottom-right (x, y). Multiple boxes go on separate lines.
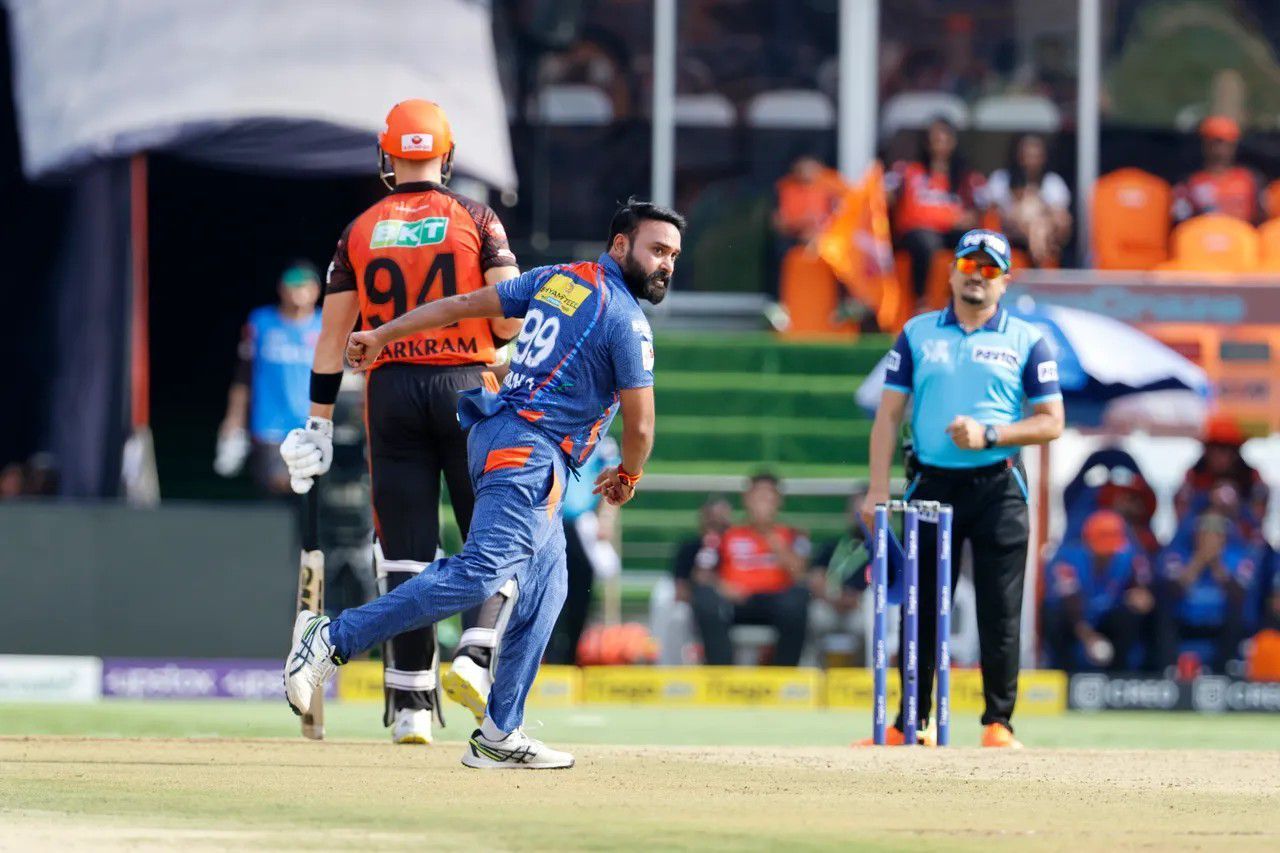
top-left (369, 216), bottom-right (449, 249)
top-left (534, 274), bottom-right (592, 316)
top-left (921, 339), bottom-right (950, 364)
top-left (971, 345), bottom-right (1019, 371)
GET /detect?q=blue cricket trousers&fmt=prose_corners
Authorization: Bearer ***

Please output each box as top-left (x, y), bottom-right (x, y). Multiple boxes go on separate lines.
top-left (328, 412), bottom-right (569, 732)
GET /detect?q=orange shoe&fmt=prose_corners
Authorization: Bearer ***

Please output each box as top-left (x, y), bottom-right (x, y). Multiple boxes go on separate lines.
top-left (853, 726), bottom-right (906, 747)
top-left (981, 722), bottom-right (1023, 749)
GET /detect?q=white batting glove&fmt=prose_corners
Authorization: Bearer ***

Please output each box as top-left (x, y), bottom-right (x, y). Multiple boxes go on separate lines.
top-left (213, 428), bottom-right (250, 478)
top-left (279, 417), bottom-right (334, 494)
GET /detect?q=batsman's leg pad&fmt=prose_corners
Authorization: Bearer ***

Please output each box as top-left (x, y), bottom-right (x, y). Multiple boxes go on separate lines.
top-left (375, 543), bottom-right (444, 727)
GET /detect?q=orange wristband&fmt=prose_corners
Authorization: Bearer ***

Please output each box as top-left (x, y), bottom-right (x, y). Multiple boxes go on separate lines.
top-left (616, 466), bottom-right (642, 488)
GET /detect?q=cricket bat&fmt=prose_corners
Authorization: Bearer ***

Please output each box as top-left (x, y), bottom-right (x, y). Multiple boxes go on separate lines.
top-left (297, 485), bottom-right (325, 740)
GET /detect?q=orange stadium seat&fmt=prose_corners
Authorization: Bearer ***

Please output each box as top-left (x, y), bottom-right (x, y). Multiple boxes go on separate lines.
top-left (1166, 213), bottom-right (1260, 273)
top-left (1091, 168), bottom-right (1171, 270)
top-left (1265, 179), bottom-right (1280, 220)
top-left (1257, 217), bottom-right (1280, 270)
top-left (778, 245), bottom-right (857, 337)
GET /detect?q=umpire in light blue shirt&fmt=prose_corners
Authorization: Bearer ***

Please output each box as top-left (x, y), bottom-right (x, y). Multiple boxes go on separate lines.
top-left (863, 229), bottom-right (1065, 747)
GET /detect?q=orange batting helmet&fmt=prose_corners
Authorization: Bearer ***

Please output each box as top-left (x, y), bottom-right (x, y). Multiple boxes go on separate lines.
top-left (377, 99), bottom-right (456, 188)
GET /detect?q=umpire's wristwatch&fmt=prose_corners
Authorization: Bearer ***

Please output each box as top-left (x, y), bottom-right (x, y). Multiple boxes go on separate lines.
top-left (983, 425), bottom-right (1000, 449)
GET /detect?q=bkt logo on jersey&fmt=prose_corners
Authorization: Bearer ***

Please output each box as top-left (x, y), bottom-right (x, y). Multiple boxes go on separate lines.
top-left (370, 216), bottom-right (448, 249)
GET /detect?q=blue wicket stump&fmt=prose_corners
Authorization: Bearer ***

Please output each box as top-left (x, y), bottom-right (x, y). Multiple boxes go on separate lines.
top-left (871, 500), bottom-right (953, 746)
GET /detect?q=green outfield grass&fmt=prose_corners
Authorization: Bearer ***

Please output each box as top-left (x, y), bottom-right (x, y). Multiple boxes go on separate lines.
top-left (4, 701), bottom-right (1279, 750)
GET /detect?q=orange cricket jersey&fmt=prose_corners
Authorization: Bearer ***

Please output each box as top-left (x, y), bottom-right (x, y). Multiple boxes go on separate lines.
top-left (325, 180), bottom-right (518, 368)
top-left (1178, 167), bottom-right (1260, 223)
top-left (718, 525), bottom-right (799, 596)
top-left (890, 161), bottom-right (984, 234)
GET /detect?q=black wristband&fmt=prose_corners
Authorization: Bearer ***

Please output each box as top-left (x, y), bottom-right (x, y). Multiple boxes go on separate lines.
top-left (310, 371), bottom-right (343, 405)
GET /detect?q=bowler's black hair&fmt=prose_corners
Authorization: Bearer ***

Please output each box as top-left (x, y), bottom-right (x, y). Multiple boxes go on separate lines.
top-left (607, 196), bottom-right (686, 249)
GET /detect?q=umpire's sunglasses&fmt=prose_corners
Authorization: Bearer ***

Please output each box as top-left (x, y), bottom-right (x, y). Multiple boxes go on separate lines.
top-left (955, 257), bottom-right (1004, 279)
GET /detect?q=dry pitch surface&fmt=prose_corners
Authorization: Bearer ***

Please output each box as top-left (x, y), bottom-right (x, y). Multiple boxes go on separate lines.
top-left (2, 737), bottom-right (1277, 851)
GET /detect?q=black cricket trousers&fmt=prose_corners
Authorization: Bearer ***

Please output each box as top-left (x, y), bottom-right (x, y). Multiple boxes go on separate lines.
top-left (896, 460), bottom-right (1030, 732)
top-left (364, 361), bottom-right (503, 719)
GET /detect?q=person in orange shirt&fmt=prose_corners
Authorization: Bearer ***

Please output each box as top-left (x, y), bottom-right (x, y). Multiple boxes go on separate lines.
top-left (1173, 116), bottom-right (1263, 223)
top-left (773, 156), bottom-right (845, 244)
top-left (886, 117), bottom-right (986, 304)
top-left (690, 473), bottom-right (812, 665)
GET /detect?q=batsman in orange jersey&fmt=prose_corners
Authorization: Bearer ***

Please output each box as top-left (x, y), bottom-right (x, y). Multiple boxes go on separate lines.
top-left (279, 99), bottom-right (522, 744)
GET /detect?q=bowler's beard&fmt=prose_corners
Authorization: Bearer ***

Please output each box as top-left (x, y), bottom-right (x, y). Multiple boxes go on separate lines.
top-left (621, 249), bottom-right (670, 304)
top-left (959, 290), bottom-right (986, 306)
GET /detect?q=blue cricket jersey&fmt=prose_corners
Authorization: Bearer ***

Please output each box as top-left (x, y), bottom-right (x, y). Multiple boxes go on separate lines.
top-left (245, 306), bottom-right (321, 443)
top-left (883, 304), bottom-right (1062, 468)
top-left (492, 254), bottom-right (654, 467)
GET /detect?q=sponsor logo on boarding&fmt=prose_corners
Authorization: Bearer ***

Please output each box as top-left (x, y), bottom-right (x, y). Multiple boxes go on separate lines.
top-left (400, 132), bottom-right (434, 152)
top-left (370, 216), bottom-right (449, 249)
top-left (972, 345), bottom-right (1019, 371)
top-left (1038, 360), bottom-right (1059, 383)
top-left (534, 274), bottom-right (592, 316)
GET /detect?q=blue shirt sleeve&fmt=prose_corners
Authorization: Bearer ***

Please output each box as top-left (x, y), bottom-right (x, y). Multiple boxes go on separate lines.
top-left (610, 311), bottom-right (655, 391)
top-left (1022, 336), bottom-right (1063, 403)
top-left (496, 267), bottom-right (546, 318)
top-left (883, 332), bottom-right (913, 393)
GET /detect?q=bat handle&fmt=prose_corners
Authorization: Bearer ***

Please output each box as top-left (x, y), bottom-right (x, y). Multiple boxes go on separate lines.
top-left (301, 480), bottom-right (320, 553)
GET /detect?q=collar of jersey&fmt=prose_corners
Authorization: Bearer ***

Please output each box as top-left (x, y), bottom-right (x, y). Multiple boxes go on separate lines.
top-left (390, 180), bottom-right (445, 195)
top-left (597, 253), bottom-right (639, 305)
top-left (939, 302), bottom-right (1006, 333)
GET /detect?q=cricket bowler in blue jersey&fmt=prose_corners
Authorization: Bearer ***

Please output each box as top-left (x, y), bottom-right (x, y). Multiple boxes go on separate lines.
top-left (285, 199), bottom-right (683, 768)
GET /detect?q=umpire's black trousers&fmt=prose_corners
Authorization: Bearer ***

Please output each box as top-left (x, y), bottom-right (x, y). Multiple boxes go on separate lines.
top-left (896, 459), bottom-right (1030, 732)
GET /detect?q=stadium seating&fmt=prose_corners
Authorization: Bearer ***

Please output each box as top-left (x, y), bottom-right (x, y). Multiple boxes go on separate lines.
top-left (531, 83), bottom-right (613, 125)
top-left (614, 333), bottom-right (887, 574)
top-left (1258, 217), bottom-right (1280, 270)
top-left (971, 95), bottom-right (1062, 132)
top-left (879, 91), bottom-right (969, 138)
top-left (745, 89), bottom-right (835, 129)
top-left (674, 93), bottom-right (737, 127)
top-left (1266, 179), bottom-right (1280, 220)
top-left (1163, 213), bottom-right (1260, 273)
top-left (1091, 168), bottom-right (1172, 270)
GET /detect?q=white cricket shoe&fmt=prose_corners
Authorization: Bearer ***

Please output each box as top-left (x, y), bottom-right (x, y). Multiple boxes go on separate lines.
top-left (392, 708), bottom-right (433, 745)
top-left (284, 610), bottom-right (338, 716)
top-left (442, 655), bottom-right (491, 725)
top-left (461, 727), bottom-right (575, 770)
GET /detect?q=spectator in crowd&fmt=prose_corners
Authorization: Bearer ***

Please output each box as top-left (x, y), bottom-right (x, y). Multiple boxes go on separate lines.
top-left (1095, 472), bottom-right (1161, 559)
top-left (808, 490), bottom-right (871, 662)
top-left (546, 436), bottom-right (622, 665)
top-left (773, 156), bottom-right (846, 247)
top-left (1174, 414), bottom-right (1268, 542)
top-left (0, 462), bottom-right (23, 499)
top-left (1042, 510), bottom-right (1157, 672)
top-left (690, 473), bottom-right (811, 666)
top-left (671, 494), bottom-right (734, 604)
top-left (886, 117), bottom-right (986, 307)
top-left (1156, 512), bottom-right (1255, 674)
top-left (215, 262), bottom-right (322, 496)
top-left (986, 134), bottom-right (1072, 267)
top-left (1173, 116), bottom-right (1263, 223)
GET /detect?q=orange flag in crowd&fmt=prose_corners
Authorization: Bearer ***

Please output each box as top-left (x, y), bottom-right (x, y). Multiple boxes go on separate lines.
top-left (814, 162), bottom-right (907, 332)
